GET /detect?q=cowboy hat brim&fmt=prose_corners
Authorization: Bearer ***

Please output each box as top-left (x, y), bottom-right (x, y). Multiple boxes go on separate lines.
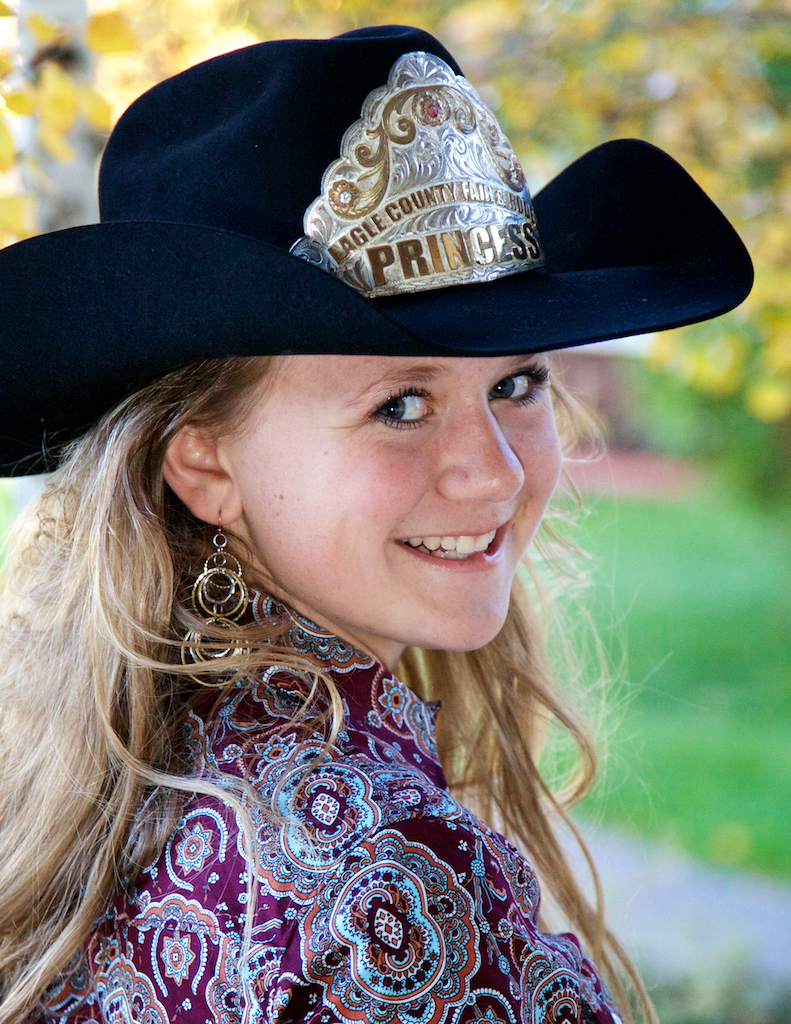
top-left (379, 139), bottom-right (753, 349)
top-left (0, 139), bottom-right (752, 474)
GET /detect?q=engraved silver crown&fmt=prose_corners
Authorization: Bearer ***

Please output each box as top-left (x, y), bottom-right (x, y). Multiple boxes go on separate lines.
top-left (290, 52), bottom-right (544, 298)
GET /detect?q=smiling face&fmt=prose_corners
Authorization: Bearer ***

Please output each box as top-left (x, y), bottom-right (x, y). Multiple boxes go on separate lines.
top-left (200, 354), bottom-right (562, 669)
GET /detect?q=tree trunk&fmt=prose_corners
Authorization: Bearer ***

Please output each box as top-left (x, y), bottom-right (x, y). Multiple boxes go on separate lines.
top-left (18, 0), bottom-right (101, 232)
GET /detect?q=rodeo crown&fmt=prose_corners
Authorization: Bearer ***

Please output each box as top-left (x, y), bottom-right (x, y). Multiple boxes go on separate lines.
top-left (291, 51), bottom-right (545, 298)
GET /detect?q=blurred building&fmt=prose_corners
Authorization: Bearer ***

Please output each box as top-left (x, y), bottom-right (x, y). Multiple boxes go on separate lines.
top-left (553, 338), bottom-right (652, 451)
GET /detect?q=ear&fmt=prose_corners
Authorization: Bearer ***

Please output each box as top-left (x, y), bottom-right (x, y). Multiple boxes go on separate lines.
top-left (163, 425), bottom-right (243, 526)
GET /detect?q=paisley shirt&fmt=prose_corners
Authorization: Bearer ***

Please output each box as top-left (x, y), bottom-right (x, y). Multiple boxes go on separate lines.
top-left (47, 602), bottom-right (621, 1024)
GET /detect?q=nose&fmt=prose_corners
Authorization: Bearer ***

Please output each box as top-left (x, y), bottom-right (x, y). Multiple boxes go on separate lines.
top-left (435, 402), bottom-right (525, 503)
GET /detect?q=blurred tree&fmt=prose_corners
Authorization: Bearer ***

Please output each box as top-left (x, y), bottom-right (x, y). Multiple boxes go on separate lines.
top-left (0, 0), bottom-right (789, 498)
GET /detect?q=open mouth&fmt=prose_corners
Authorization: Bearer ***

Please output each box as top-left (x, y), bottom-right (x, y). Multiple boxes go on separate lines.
top-left (402, 529), bottom-right (498, 560)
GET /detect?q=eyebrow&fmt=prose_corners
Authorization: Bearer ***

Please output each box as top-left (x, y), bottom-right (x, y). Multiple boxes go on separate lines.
top-left (350, 353), bottom-right (549, 407)
top-left (352, 363), bottom-right (443, 403)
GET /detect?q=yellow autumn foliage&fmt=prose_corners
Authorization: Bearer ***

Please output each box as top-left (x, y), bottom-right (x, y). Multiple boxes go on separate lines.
top-left (26, 13), bottom-right (58, 44)
top-left (79, 85), bottom-right (113, 131)
top-left (685, 343), bottom-right (745, 399)
top-left (37, 121), bottom-right (75, 161)
top-left (745, 379), bottom-right (791, 422)
top-left (37, 64), bottom-right (78, 134)
top-left (4, 91), bottom-right (35, 117)
top-left (0, 194), bottom-right (35, 241)
top-left (86, 12), bottom-right (137, 54)
top-left (763, 332), bottom-right (791, 375)
top-left (0, 118), bottom-right (13, 172)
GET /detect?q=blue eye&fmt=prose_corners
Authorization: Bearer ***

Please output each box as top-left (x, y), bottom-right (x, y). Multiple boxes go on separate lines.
top-left (489, 367), bottom-right (549, 403)
top-left (374, 390), bottom-right (430, 428)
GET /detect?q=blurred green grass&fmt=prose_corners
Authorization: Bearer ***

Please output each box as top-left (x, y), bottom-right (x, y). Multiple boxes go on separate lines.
top-left (574, 483), bottom-right (791, 878)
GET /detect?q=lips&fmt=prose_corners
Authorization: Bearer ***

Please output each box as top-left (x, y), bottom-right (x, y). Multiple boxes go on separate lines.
top-left (402, 529), bottom-right (498, 559)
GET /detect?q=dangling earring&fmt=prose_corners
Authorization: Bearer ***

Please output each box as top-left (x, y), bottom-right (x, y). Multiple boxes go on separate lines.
top-left (182, 522), bottom-right (250, 685)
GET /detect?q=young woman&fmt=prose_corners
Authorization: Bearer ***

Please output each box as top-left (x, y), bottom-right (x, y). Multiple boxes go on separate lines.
top-left (0, 25), bottom-right (752, 1024)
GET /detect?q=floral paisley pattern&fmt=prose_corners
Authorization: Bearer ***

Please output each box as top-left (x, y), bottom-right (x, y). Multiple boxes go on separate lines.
top-left (175, 823), bottom-right (215, 874)
top-left (46, 616), bottom-right (621, 1024)
top-left (99, 948), bottom-right (170, 1024)
top-left (303, 830), bottom-right (479, 1023)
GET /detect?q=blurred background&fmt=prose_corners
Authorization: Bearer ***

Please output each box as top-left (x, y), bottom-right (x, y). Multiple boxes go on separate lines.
top-left (0, 0), bottom-right (790, 1019)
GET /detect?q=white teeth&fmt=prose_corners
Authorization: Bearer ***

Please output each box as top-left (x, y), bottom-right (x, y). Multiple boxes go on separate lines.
top-left (403, 529), bottom-right (499, 558)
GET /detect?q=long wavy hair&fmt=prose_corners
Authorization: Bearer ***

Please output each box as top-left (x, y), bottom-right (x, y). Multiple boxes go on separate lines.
top-left (0, 356), bottom-right (653, 1023)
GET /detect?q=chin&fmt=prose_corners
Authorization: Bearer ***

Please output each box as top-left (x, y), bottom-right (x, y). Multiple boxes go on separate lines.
top-left (416, 609), bottom-right (509, 655)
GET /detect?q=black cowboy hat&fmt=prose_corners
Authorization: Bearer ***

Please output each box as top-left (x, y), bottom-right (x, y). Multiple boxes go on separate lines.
top-left (0, 25), bottom-right (752, 474)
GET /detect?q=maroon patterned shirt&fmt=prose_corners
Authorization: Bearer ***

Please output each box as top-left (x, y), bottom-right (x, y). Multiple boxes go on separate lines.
top-left (47, 602), bottom-right (621, 1024)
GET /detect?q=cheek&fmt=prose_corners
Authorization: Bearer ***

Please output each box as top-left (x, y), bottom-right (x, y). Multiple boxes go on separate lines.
top-left (324, 431), bottom-right (431, 501)
top-left (352, 447), bottom-right (429, 516)
top-left (518, 409), bottom-right (563, 498)
top-left (505, 422), bottom-right (561, 564)
top-left (232, 436), bottom-right (324, 556)
top-left (239, 436), bottom-right (428, 563)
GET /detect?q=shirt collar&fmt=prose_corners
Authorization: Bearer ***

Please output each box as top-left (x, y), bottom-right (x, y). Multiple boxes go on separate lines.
top-left (249, 592), bottom-right (445, 779)
top-left (251, 592), bottom-right (378, 675)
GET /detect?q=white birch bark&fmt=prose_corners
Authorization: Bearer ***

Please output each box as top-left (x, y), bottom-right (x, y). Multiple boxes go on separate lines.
top-left (18, 0), bottom-right (100, 231)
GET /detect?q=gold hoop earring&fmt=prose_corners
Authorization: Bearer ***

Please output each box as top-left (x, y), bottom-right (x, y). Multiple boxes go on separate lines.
top-left (182, 526), bottom-right (250, 685)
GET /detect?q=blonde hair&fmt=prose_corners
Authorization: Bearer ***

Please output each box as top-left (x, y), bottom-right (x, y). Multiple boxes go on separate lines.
top-left (0, 357), bottom-right (652, 1023)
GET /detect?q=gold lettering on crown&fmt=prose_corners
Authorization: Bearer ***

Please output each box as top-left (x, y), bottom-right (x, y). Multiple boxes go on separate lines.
top-left (361, 220), bottom-right (541, 293)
